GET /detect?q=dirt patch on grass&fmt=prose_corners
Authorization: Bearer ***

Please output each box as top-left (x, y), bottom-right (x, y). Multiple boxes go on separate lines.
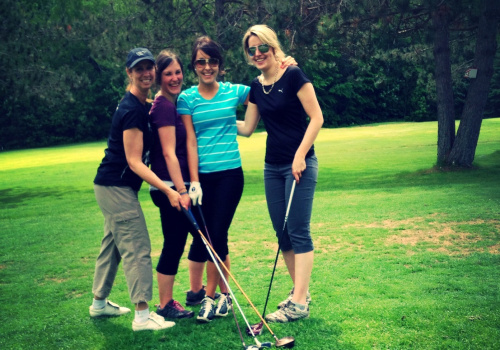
top-left (487, 243), bottom-right (500, 254)
top-left (382, 218), bottom-right (499, 255)
top-left (343, 217), bottom-right (499, 255)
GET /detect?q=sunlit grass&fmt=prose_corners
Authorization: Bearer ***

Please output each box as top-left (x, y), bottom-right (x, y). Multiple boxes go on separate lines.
top-left (0, 119), bottom-right (499, 349)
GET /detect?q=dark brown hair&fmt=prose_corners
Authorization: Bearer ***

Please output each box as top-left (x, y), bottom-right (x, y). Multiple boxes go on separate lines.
top-left (190, 36), bottom-right (224, 74)
top-left (155, 49), bottom-right (184, 86)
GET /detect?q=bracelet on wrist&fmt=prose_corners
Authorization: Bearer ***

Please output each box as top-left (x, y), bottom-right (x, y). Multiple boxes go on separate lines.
top-left (177, 187), bottom-right (187, 193)
top-left (179, 191), bottom-right (188, 195)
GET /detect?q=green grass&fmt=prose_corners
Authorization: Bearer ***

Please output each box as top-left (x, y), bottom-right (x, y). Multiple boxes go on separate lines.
top-left (1, 119), bottom-right (499, 350)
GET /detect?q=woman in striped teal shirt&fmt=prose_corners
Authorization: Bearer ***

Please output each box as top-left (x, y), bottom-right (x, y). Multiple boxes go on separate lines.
top-left (177, 36), bottom-right (247, 323)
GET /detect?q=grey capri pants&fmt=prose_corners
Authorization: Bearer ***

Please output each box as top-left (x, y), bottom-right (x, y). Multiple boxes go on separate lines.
top-left (264, 155), bottom-right (318, 254)
top-left (92, 184), bottom-right (153, 304)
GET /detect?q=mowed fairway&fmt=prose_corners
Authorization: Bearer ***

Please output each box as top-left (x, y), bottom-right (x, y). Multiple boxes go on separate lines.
top-left (1, 119), bottom-right (499, 350)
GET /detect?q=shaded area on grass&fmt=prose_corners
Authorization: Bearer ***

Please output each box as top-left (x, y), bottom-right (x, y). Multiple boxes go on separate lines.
top-left (0, 186), bottom-right (92, 209)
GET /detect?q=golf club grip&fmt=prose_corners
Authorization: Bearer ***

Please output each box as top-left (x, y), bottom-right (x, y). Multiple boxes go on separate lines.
top-left (283, 180), bottom-right (296, 228)
top-left (181, 206), bottom-right (200, 231)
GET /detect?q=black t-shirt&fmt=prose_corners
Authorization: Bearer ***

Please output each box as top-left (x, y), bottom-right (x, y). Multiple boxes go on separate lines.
top-left (94, 92), bottom-right (153, 192)
top-left (249, 66), bottom-right (314, 164)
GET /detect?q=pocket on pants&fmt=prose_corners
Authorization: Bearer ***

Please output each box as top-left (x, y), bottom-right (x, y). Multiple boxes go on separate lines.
top-left (111, 209), bottom-right (144, 239)
top-left (113, 209), bottom-right (140, 223)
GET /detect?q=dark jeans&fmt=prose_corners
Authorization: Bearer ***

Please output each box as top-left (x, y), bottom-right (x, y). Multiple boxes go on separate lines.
top-left (264, 155), bottom-right (318, 253)
top-left (199, 167), bottom-right (244, 262)
top-left (150, 189), bottom-right (207, 275)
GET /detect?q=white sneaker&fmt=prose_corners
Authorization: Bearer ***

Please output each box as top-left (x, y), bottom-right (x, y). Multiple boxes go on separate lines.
top-left (132, 311), bottom-right (175, 331)
top-left (89, 300), bottom-right (131, 317)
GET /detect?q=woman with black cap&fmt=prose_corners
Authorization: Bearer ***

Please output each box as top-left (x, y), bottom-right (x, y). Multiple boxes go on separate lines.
top-left (89, 48), bottom-right (182, 331)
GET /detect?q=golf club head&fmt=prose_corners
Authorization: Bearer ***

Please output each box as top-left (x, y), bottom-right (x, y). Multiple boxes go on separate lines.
top-left (275, 336), bottom-right (295, 348)
top-left (259, 341), bottom-right (273, 348)
top-left (246, 322), bottom-right (264, 336)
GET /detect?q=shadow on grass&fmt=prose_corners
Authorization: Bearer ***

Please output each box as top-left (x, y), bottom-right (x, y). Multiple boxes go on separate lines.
top-left (90, 317), bottom-right (135, 349)
top-left (315, 152), bottom-right (500, 193)
top-left (290, 317), bottom-right (351, 350)
top-left (0, 187), bottom-right (89, 209)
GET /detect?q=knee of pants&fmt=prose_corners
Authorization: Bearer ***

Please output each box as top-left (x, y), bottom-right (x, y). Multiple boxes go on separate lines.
top-left (207, 239), bottom-right (229, 262)
top-left (187, 240), bottom-right (208, 263)
top-left (288, 226), bottom-right (314, 253)
top-left (278, 231), bottom-right (293, 252)
top-left (156, 250), bottom-right (183, 275)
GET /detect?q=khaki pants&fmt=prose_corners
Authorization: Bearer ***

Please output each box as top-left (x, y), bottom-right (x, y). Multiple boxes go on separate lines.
top-left (92, 185), bottom-right (152, 304)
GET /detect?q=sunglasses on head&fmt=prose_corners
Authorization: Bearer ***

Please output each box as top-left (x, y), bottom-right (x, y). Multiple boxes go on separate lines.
top-left (194, 58), bottom-right (220, 69)
top-left (247, 44), bottom-right (270, 57)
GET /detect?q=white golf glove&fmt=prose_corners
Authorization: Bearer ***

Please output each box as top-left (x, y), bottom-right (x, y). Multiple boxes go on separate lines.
top-left (189, 181), bottom-right (203, 206)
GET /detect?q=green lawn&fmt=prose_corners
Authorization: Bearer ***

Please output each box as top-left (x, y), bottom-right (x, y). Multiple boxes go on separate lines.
top-left (1, 119), bottom-right (499, 349)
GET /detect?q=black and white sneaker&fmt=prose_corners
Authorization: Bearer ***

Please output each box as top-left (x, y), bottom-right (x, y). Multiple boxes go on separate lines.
top-left (186, 286), bottom-right (220, 306)
top-left (215, 294), bottom-right (231, 317)
top-left (197, 296), bottom-right (215, 323)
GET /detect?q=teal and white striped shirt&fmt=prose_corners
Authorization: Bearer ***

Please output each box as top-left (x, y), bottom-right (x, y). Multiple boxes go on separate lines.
top-left (177, 82), bottom-right (250, 173)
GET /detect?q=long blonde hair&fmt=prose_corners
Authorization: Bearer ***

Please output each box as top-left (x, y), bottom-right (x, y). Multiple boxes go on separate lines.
top-left (242, 25), bottom-right (285, 64)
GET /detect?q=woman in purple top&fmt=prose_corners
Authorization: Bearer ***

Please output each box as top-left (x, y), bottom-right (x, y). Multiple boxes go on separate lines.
top-left (149, 50), bottom-right (207, 319)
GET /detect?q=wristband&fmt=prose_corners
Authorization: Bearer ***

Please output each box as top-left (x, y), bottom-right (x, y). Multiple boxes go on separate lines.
top-left (179, 191), bottom-right (188, 195)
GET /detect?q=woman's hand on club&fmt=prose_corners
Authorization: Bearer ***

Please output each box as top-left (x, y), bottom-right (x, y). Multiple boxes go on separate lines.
top-left (166, 189), bottom-right (182, 211)
top-left (292, 156), bottom-right (306, 183)
top-left (180, 192), bottom-right (191, 210)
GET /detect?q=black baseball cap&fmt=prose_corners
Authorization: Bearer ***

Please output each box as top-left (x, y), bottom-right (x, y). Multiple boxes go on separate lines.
top-left (126, 48), bottom-right (155, 68)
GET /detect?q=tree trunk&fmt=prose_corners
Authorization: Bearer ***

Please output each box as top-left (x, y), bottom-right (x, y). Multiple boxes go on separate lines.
top-left (447, 0), bottom-right (500, 167)
top-left (432, 5), bottom-right (456, 166)
top-left (215, 0), bottom-right (225, 40)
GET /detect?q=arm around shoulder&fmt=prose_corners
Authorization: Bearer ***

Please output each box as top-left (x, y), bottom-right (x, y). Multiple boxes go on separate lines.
top-left (237, 101), bottom-right (260, 137)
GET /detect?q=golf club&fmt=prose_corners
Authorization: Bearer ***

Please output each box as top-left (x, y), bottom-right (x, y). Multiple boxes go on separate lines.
top-left (182, 207), bottom-right (294, 348)
top-left (197, 206), bottom-right (272, 349)
top-left (183, 207), bottom-right (272, 349)
top-left (247, 180), bottom-right (296, 337)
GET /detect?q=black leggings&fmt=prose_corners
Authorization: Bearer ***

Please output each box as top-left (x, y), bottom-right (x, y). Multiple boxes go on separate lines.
top-left (150, 189), bottom-right (207, 275)
top-left (199, 167), bottom-right (244, 262)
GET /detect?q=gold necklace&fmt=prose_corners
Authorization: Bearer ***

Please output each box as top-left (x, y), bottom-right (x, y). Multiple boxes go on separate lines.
top-left (261, 65), bottom-right (279, 95)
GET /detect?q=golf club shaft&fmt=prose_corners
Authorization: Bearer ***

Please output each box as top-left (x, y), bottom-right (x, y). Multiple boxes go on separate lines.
top-left (196, 225), bottom-right (279, 340)
top-left (261, 180), bottom-right (297, 318)
top-left (196, 206), bottom-right (254, 343)
top-left (181, 208), bottom-right (264, 343)
top-left (197, 229), bottom-right (262, 345)
top-left (182, 206), bottom-right (283, 342)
